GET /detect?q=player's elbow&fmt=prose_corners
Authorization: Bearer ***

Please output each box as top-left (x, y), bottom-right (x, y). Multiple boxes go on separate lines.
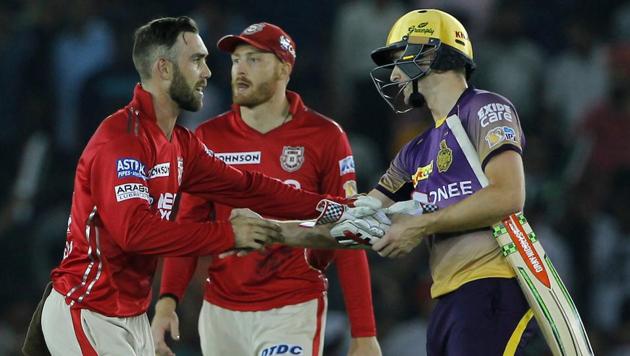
top-left (501, 187), bottom-right (525, 215)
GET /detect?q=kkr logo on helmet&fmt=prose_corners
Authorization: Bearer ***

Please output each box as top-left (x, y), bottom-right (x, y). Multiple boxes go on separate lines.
top-left (280, 146), bottom-right (304, 172)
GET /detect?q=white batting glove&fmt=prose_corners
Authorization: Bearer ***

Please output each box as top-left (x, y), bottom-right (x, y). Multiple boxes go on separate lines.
top-left (330, 210), bottom-right (391, 246)
top-left (300, 196), bottom-right (384, 227)
top-left (383, 200), bottom-right (438, 216)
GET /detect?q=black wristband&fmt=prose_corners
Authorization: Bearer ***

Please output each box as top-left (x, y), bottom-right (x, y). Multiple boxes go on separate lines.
top-left (157, 293), bottom-right (179, 306)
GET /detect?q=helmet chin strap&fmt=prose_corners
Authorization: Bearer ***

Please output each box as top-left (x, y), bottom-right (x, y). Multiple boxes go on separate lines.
top-left (409, 78), bottom-right (425, 107)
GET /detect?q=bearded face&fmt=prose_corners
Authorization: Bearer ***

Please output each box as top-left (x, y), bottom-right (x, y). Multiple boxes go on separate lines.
top-left (169, 64), bottom-right (204, 112)
top-left (231, 63), bottom-right (282, 107)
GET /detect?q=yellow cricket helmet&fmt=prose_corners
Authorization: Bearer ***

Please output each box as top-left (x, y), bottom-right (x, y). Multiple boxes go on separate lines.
top-left (370, 9), bottom-right (476, 113)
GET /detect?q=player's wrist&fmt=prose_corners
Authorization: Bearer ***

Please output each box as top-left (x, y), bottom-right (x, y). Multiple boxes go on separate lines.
top-left (156, 293), bottom-right (178, 313)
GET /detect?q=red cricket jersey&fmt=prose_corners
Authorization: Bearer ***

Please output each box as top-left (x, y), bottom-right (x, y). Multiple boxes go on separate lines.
top-left (50, 85), bottom-right (336, 317)
top-left (161, 91), bottom-right (377, 336)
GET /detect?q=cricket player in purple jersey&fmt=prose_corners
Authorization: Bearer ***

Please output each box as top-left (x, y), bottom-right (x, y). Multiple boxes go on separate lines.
top-left (333, 9), bottom-right (539, 356)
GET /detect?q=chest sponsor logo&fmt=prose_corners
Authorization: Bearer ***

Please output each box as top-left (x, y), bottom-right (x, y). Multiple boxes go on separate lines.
top-left (116, 158), bottom-right (146, 179)
top-left (280, 146), bottom-right (304, 172)
top-left (437, 139), bottom-right (453, 173)
top-left (215, 151), bottom-right (262, 165)
top-left (338, 155), bottom-right (355, 176)
top-left (260, 344), bottom-right (303, 356)
top-left (147, 162), bottom-right (170, 179)
top-left (157, 192), bottom-right (177, 220)
top-left (477, 102), bottom-right (514, 128)
top-left (343, 180), bottom-right (358, 197)
top-left (412, 161), bottom-right (433, 187)
top-left (485, 126), bottom-right (517, 149)
top-left (427, 180), bottom-right (473, 203)
top-left (114, 183), bottom-right (150, 202)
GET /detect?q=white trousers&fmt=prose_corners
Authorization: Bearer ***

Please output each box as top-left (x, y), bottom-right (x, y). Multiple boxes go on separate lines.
top-left (198, 296), bottom-right (327, 356)
top-left (41, 289), bottom-right (155, 355)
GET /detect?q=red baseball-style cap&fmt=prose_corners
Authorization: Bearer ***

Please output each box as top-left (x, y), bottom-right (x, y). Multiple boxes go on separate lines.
top-left (217, 22), bottom-right (297, 66)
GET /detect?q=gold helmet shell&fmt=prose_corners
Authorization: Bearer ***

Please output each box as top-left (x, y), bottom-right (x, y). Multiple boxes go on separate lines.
top-left (371, 9), bottom-right (473, 66)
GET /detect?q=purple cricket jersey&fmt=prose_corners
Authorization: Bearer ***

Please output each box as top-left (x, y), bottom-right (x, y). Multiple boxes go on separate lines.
top-left (376, 86), bottom-right (526, 298)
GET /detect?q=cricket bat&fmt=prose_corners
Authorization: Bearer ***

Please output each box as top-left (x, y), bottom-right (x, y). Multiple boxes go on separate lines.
top-left (446, 115), bottom-right (594, 356)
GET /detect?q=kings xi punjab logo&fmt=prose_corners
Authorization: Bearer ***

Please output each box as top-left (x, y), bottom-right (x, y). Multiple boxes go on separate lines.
top-left (280, 146), bottom-right (304, 172)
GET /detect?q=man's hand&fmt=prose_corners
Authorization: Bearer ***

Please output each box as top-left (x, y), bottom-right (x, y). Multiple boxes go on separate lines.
top-left (302, 196), bottom-right (383, 227)
top-left (151, 297), bottom-right (179, 356)
top-left (330, 213), bottom-right (390, 246)
top-left (231, 214), bottom-right (280, 250)
top-left (372, 214), bottom-right (428, 258)
top-left (348, 336), bottom-right (382, 356)
top-left (327, 196), bottom-right (391, 247)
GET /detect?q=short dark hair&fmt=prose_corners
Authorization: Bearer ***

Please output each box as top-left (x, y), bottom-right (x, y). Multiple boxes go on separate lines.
top-left (132, 16), bottom-right (199, 80)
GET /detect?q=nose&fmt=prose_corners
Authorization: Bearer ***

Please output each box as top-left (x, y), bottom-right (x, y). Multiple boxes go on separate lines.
top-left (390, 65), bottom-right (402, 83)
top-left (202, 61), bottom-right (211, 79)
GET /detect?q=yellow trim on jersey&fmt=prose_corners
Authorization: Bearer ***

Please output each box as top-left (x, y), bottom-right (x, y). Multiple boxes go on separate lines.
top-left (503, 309), bottom-right (534, 356)
top-left (434, 116), bottom-right (447, 128)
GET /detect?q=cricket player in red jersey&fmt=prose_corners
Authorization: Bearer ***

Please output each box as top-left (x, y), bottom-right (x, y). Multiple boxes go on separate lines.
top-left (153, 23), bottom-right (382, 356)
top-left (29, 17), bottom-right (357, 356)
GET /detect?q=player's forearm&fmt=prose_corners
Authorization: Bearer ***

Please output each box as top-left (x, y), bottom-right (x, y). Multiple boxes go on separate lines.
top-left (274, 222), bottom-right (340, 248)
top-left (421, 183), bottom-right (523, 235)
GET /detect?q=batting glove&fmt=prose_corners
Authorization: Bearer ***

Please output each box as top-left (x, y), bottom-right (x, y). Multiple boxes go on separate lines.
top-left (383, 200), bottom-right (438, 216)
top-left (330, 211), bottom-right (391, 246)
top-left (300, 195), bottom-right (383, 227)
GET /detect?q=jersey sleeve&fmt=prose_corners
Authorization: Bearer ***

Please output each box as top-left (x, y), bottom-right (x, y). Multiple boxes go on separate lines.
top-left (375, 139), bottom-right (415, 201)
top-left (465, 93), bottom-right (526, 169)
top-left (90, 136), bottom-right (235, 256)
top-left (335, 249), bottom-right (377, 337)
top-left (180, 135), bottom-right (342, 219)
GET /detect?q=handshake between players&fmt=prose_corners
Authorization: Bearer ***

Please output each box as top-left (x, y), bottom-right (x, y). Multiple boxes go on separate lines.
top-left (228, 195), bottom-right (438, 258)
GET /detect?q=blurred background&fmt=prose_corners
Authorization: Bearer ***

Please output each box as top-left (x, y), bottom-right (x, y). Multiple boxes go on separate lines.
top-left (1, 0), bottom-right (630, 355)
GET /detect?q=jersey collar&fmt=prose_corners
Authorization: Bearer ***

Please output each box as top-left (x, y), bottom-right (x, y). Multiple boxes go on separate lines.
top-left (129, 83), bottom-right (158, 121)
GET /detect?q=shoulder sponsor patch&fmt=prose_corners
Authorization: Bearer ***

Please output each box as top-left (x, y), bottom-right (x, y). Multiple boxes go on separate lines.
top-left (114, 183), bottom-right (150, 202)
top-left (338, 155), bottom-right (355, 176)
top-left (485, 126), bottom-right (517, 149)
top-left (215, 151), bottom-right (262, 165)
top-left (147, 162), bottom-right (170, 179)
top-left (477, 102), bottom-right (514, 128)
top-left (412, 161), bottom-right (433, 187)
top-left (116, 158), bottom-right (146, 179)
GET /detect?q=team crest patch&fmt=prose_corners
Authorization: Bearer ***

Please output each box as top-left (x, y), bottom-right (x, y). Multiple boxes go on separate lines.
top-left (280, 146), bottom-right (304, 172)
top-left (485, 126), bottom-right (517, 149)
top-left (437, 140), bottom-right (453, 173)
top-left (412, 161), bottom-right (433, 187)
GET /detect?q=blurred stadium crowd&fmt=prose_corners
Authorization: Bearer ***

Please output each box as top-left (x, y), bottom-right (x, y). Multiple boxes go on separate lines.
top-left (1, 0), bottom-right (630, 355)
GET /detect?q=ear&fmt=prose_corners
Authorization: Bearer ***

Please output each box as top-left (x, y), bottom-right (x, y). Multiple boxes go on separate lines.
top-left (279, 61), bottom-right (292, 80)
top-left (155, 57), bottom-right (174, 81)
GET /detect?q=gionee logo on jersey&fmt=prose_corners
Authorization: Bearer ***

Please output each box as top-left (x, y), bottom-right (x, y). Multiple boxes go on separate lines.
top-left (427, 180), bottom-right (473, 203)
top-left (158, 192), bottom-right (176, 220)
top-left (215, 151), bottom-right (262, 165)
top-left (147, 162), bottom-right (170, 179)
